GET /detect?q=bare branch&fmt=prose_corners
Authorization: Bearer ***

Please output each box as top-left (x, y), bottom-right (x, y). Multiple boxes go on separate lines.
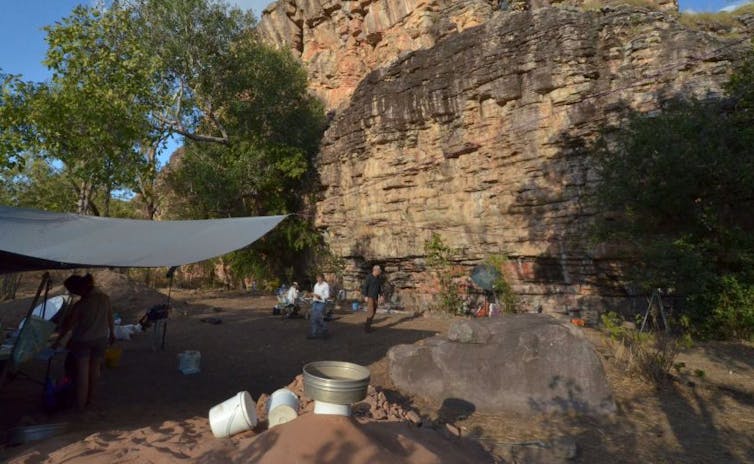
top-left (151, 112), bottom-right (229, 145)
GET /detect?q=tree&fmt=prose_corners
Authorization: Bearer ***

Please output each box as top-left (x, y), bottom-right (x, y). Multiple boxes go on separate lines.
top-left (117, 0), bottom-right (257, 146)
top-left (591, 47), bottom-right (754, 338)
top-left (165, 37), bottom-right (327, 280)
top-left (1, 0), bottom-right (327, 282)
top-left (0, 5), bottom-right (150, 215)
top-left (0, 1), bottom-right (260, 217)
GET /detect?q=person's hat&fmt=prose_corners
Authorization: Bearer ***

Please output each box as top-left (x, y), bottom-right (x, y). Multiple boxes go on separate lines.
top-left (292, 281), bottom-right (299, 287)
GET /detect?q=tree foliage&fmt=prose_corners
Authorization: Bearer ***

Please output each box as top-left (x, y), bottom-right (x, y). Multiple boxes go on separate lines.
top-left (164, 36), bottom-right (327, 280)
top-left (0, 0), bottom-right (327, 283)
top-left (591, 47), bottom-right (754, 339)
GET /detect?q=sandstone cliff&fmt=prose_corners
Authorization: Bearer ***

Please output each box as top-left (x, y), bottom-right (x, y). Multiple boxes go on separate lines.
top-left (258, 0), bottom-right (682, 110)
top-left (260, 1), bottom-right (751, 314)
top-left (259, 0), bottom-right (497, 110)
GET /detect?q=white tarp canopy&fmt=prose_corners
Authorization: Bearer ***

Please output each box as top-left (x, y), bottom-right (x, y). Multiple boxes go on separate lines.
top-left (0, 205), bottom-right (287, 273)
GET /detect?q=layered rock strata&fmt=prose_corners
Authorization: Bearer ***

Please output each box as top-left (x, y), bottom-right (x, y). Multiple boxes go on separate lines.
top-left (310, 6), bottom-right (748, 313)
top-left (259, 0), bottom-right (497, 110)
top-left (258, 0), bottom-right (681, 110)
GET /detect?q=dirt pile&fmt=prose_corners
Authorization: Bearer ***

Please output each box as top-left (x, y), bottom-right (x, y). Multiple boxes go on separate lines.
top-left (90, 270), bottom-right (177, 322)
top-left (7, 374), bottom-right (492, 464)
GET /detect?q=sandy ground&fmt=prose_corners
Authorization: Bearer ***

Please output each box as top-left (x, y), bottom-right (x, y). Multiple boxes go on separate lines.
top-left (1, 273), bottom-right (754, 463)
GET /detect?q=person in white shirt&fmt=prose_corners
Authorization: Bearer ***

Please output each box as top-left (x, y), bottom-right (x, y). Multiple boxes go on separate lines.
top-left (286, 282), bottom-right (300, 305)
top-left (308, 274), bottom-right (330, 339)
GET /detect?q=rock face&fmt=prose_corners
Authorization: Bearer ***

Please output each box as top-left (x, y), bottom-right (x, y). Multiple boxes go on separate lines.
top-left (388, 314), bottom-right (615, 415)
top-left (309, 6), bottom-right (748, 312)
top-left (259, 0), bottom-right (496, 110)
top-left (258, 0), bottom-right (681, 110)
top-left (259, 0), bottom-right (751, 313)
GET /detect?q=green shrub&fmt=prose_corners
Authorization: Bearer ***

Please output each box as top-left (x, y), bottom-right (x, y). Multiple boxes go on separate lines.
top-left (485, 254), bottom-right (518, 313)
top-left (424, 233), bottom-right (465, 314)
top-left (687, 276), bottom-right (754, 340)
top-left (590, 48), bottom-right (754, 340)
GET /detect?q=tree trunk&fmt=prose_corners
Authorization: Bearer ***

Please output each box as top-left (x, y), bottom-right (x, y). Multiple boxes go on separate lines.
top-left (77, 180), bottom-right (90, 214)
top-left (1, 273), bottom-right (21, 301)
top-left (104, 181), bottom-right (112, 217)
top-left (136, 141), bottom-right (161, 220)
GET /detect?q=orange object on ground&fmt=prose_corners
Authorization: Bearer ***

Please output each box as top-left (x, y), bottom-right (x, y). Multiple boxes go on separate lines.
top-left (104, 346), bottom-right (123, 368)
top-left (571, 318), bottom-right (585, 327)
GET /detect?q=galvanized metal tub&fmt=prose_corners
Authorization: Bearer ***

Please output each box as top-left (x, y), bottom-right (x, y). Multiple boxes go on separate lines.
top-left (7, 423), bottom-right (68, 446)
top-left (303, 361), bottom-right (370, 405)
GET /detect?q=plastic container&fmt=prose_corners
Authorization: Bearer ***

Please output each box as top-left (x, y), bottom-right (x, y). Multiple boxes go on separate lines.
top-left (267, 388), bottom-right (299, 428)
top-left (208, 391), bottom-right (257, 438)
top-left (178, 350), bottom-right (201, 374)
top-left (314, 401), bottom-right (351, 416)
top-left (19, 296), bottom-right (70, 328)
top-left (351, 301), bottom-right (361, 312)
top-left (104, 346), bottom-right (123, 368)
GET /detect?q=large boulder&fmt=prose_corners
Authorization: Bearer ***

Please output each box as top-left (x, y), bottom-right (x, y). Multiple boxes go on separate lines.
top-left (388, 314), bottom-right (615, 415)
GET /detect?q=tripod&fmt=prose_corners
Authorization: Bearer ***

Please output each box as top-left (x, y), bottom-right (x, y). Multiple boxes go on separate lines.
top-left (639, 288), bottom-right (670, 333)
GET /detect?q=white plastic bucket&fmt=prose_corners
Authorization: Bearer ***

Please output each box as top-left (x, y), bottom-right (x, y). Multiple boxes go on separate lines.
top-left (178, 351), bottom-right (201, 374)
top-left (267, 388), bottom-right (299, 428)
top-left (208, 391), bottom-right (258, 438)
top-left (314, 400), bottom-right (351, 416)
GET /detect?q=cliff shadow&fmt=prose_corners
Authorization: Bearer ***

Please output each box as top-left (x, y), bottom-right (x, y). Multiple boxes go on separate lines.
top-left (508, 114), bottom-right (745, 462)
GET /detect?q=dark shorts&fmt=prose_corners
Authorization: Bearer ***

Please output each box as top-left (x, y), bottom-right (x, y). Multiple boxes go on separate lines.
top-left (69, 337), bottom-right (108, 359)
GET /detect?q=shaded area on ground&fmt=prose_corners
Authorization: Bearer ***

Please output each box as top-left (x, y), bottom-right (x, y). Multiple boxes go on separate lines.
top-left (0, 286), bottom-right (444, 461)
top-left (1, 283), bottom-right (754, 463)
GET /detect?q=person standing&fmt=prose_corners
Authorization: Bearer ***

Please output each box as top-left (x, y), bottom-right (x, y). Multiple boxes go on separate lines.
top-left (308, 274), bottom-right (330, 339)
top-left (54, 274), bottom-right (114, 410)
top-left (361, 265), bottom-right (384, 333)
top-left (286, 282), bottom-right (300, 305)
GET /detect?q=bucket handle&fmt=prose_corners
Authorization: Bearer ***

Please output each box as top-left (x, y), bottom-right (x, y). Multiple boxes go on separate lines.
top-left (225, 402), bottom-right (252, 437)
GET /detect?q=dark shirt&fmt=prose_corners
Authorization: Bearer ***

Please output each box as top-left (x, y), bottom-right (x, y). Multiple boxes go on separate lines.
top-left (362, 274), bottom-right (383, 299)
top-left (69, 287), bottom-right (112, 342)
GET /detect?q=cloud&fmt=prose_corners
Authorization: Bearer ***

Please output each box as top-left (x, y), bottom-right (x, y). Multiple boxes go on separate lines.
top-left (721, 0), bottom-right (753, 12)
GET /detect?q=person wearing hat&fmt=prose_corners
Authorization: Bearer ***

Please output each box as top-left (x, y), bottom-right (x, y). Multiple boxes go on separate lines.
top-left (54, 273), bottom-right (114, 409)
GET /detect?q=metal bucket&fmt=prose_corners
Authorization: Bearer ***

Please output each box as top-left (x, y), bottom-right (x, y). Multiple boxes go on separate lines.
top-left (7, 423), bottom-right (68, 446)
top-left (303, 361), bottom-right (370, 405)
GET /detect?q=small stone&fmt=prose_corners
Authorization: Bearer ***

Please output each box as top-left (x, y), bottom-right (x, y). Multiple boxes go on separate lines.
top-left (256, 393), bottom-right (270, 421)
top-left (406, 410), bottom-right (422, 425)
top-left (445, 423), bottom-right (461, 437)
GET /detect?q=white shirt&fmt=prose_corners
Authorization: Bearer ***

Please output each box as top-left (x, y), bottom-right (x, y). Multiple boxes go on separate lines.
top-left (286, 286), bottom-right (299, 304)
top-left (313, 281), bottom-right (330, 302)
